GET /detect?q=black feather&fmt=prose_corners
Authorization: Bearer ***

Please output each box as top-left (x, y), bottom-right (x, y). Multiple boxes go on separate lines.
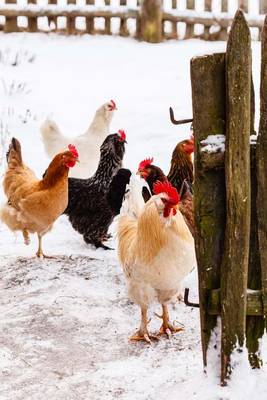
top-left (106, 168), bottom-right (131, 215)
top-left (64, 133), bottom-right (126, 249)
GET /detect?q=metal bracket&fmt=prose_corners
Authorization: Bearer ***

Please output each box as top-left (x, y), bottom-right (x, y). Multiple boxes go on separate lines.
top-left (184, 288), bottom-right (199, 308)
top-left (169, 107), bottom-right (193, 125)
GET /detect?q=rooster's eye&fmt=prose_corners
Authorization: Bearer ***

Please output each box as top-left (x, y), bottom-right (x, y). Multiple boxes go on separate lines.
top-left (161, 198), bottom-right (168, 204)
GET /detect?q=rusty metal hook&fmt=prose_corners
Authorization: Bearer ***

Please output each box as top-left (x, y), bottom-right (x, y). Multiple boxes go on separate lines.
top-left (169, 107), bottom-right (193, 125)
top-left (184, 288), bottom-right (199, 308)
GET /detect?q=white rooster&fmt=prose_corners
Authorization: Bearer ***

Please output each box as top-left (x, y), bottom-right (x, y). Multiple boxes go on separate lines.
top-left (40, 99), bottom-right (117, 178)
top-left (117, 179), bottom-right (196, 343)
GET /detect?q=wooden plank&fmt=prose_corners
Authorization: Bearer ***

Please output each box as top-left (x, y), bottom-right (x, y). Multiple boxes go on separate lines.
top-left (119, 0), bottom-right (129, 37)
top-left (260, 0), bottom-right (267, 14)
top-left (48, 0), bottom-right (57, 30)
top-left (170, 0), bottom-right (177, 38)
top-left (191, 52), bottom-right (226, 368)
top-left (257, 16), bottom-right (267, 328)
top-left (86, 0), bottom-right (95, 34)
top-left (238, 0), bottom-right (248, 13)
top-left (104, 0), bottom-right (111, 35)
top-left (246, 143), bottom-right (264, 369)
top-left (220, 0), bottom-right (228, 40)
top-left (185, 0), bottom-right (195, 38)
top-left (27, 0), bottom-right (37, 32)
top-left (220, 10), bottom-right (251, 385)
top-left (208, 288), bottom-right (264, 316)
top-left (4, 0), bottom-right (18, 32)
top-left (204, 0), bottom-right (212, 39)
top-left (67, 0), bottom-right (76, 34)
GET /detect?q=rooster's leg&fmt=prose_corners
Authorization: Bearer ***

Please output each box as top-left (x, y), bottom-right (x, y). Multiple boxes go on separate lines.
top-left (156, 304), bottom-right (184, 338)
top-left (129, 307), bottom-right (158, 344)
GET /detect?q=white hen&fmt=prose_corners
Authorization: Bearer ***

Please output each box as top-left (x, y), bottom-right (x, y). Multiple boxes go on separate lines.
top-left (40, 100), bottom-right (117, 178)
top-left (117, 180), bottom-right (196, 343)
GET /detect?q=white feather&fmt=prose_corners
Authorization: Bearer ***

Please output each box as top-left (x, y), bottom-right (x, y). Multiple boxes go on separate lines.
top-left (40, 101), bottom-right (116, 179)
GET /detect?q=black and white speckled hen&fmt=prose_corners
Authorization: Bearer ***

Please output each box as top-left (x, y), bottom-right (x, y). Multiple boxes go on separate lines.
top-left (64, 130), bottom-right (127, 249)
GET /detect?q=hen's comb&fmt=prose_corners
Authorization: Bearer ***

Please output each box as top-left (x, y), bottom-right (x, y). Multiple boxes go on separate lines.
top-left (138, 157), bottom-right (154, 170)
top-left (68, 144), bottom-right (79, 158)
top-left (110, 99), bottom-right (117, 110)
top-left (117, 129), bottom-right (126, 142)
top-left (153, 181), bottom-right (180, 204)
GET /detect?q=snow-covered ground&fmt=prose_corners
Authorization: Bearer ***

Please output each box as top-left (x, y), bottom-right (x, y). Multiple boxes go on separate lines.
top-left (0, 33), bottom-right (266, 400)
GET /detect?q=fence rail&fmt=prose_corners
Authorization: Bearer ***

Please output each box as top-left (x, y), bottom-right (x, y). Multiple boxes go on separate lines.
top-left (0, 0), bottom-right (267, 41)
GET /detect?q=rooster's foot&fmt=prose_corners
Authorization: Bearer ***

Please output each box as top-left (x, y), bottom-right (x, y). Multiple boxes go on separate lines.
top-left (129, 330), bottom-right (159, 344)
top-left (155, 306), bottom-right (184, 338)
top-left (157, 322), bottom-right (184, 338)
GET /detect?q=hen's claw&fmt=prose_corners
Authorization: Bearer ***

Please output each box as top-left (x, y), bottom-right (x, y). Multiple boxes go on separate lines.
top-left (129, 331), bottom-right (159, 344)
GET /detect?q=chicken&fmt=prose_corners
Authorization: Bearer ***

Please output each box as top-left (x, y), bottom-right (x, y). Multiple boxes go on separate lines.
top-left (167, 137), bottom-right (194, 194)
top-left (117, 180), bottom-right (196, 343)
top-left (40, 99), bottom-right (117, 179)
top-left (0, 138), bottom-right (79, 257)
top-left (64, 130), bottom-right (126, 249)
top-left (137, 156), bottom-right (194, 236)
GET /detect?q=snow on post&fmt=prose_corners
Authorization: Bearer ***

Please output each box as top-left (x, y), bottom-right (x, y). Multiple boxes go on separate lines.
top-left (220, 9), bottom-right (251, 385)
top-left (191, 52), bottom-right (226, 368)
top-left (257, 16), bottom-right (267, 334)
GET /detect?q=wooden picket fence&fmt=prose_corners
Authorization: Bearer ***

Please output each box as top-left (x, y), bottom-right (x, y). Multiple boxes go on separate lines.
top-left (0, 0), bottom-right (267, 42)
top-left (190, 8), bottom-right (267, 385)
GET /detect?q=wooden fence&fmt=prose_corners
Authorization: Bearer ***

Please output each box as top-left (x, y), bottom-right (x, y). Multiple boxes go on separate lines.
top-left (0, 0), bottom-right (267, 42)
top-left (190, 8), bottom-right (267, 385)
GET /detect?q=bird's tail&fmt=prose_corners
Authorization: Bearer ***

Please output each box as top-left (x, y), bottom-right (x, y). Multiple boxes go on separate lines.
top-left (40, 118), bottom-right (64, 158)
top-left (120, 174), bottom-right (145, 219)
top-left (6, 137), bottom-right (23, 168)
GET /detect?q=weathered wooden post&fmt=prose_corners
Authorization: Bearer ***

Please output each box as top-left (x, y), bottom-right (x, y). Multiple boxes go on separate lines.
top-left (191, 53), bottom-right (226, 367)
top-left (257, 15), bottom-right (267, 332)
top-left (220, 10), bottom-right (251, 385)
top-left (28, 0), bottom-right (38, 32)
top-left (86, 0), bottom-right (95, 34)
top-left (4, 0), bottom-right (18, 32)
top-left (119, 0), bottom-right (129, 37)
top-left (139, 0), bottom-right (162, 43)
top-left (238, 0), bottom-right (248, 12)
top-left (67, 0), bottom-right (76, 34)
top-left (219, 0), bottom-right (228, 41)
top-left (185, 0), bottom-right (195, 39)
top-left (204, 0), bottom-right (212, 40)
top-left (104, 0), bottom-right (111, 35)
top-left (48, 0), bottom-right (58, 30)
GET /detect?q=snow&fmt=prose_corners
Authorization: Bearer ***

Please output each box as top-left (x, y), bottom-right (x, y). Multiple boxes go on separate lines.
top-left (0, 33), bottom-right (266, 399)
top-left (201, 134), bottom-right (226, 153)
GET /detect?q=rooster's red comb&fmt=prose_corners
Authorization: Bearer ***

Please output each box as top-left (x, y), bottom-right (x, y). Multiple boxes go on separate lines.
top-left (117, 129), bottom-right (126, 142)
top-left (153, 181), bottom-right (180, 205)
top-left (68, 144), bottom-right (79, 158)
top-left (138, 157), bottom-right (154, 170)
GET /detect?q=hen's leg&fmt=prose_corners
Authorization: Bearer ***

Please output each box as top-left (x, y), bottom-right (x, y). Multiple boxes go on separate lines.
top-left (36, 234), bottom-right (55, 259)
top-left (130, 307), bottom-right (158, 344)
top-left (156, 304), bottom-right (184, 338)
top-left (23, 229), bottom-right (30, 245)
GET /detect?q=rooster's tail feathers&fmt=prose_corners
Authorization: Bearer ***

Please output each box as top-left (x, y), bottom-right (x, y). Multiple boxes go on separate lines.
top-left (6, 137), bottom-right (22, 166)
